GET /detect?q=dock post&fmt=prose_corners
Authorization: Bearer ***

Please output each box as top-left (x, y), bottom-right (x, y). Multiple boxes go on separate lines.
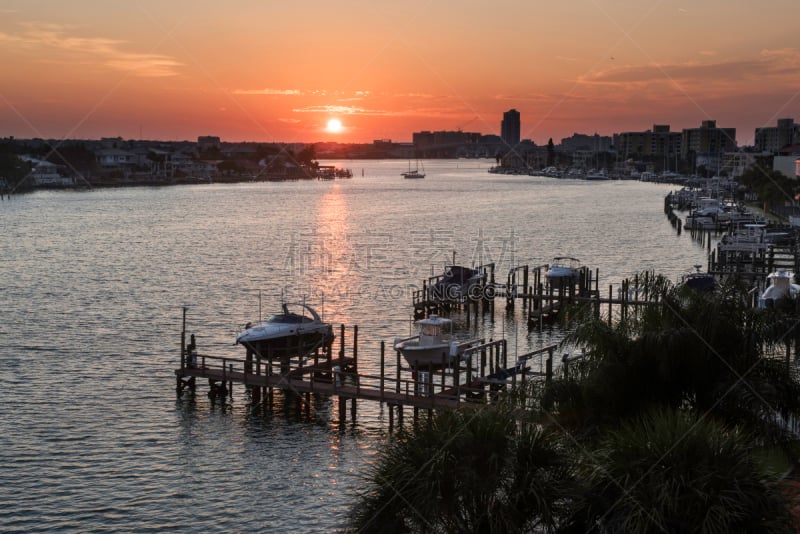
top-left (522, 266), bottom-right (529, 313)
top-left (180, 306), bottom-right (187, 370)
top-left (352, 325), bottom-right (358, 373)
top-left (380, 341), bottom-right (385, 400)
top-left (339, 324), bottom-right (346, 361)
top-left (396, 350), bottom-right (401, 395)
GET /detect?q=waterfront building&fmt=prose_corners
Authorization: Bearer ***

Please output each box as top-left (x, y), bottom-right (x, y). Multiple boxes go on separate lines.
top-left (755, 118), bottom-right (799, 153)
top-left (680, 120), bottom-right (737, 159)
top-left (615, 125), bottom-right (681, 167)
top-left (501, 109), bottom-right (521, 147)
top-left (560, 132), bottom-right (613, 153)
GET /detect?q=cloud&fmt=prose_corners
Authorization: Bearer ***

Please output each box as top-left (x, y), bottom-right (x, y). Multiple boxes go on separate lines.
top-left (4, 22), bottom-right (181, 77)
top-left (292, 105), bottom-right (369, 114)
top-left (580, 49), bottom-right (800, 87)
top-left (232, 88), bottom-right (303, 95)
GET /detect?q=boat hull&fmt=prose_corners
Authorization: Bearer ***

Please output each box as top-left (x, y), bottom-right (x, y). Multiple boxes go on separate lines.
top-left (394, 342), bottom-right (454, 368)
top-left (238, 329), bottom-right (332, 359)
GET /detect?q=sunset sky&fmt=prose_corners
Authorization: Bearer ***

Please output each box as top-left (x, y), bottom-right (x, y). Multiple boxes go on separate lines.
top-left (1, 1), bottom-right (798, 146)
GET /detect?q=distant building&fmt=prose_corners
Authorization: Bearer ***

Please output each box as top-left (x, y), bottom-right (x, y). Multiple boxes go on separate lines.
top-left (755, 118), bottom-right (799, 153)
top-left (197, 136), bottom-right (221, 150)
top-left (95, 148), bottom-right (138, 167)
top-left (412, 130), bottom-right (482, 157)
top-left (501, 109), bottom-right (520, 147)
top-left (681, 120), bottom-right (737, 159)
top-left (615, 125), bottom-right (681, 168)
top-left (19, 156), bottom-right (73, 187)
top-left (560, 132), bottom-right (613, 152)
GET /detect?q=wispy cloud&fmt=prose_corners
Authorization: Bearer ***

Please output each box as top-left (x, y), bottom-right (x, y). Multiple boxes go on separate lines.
top-left (233, 88), bottom-right (303, 95)
top-left (580, 49), bottom-right (800, 86)
top-left (292, 105), bottom-right (370, 114)
top-left (3, 22), bottom-right (181, 77)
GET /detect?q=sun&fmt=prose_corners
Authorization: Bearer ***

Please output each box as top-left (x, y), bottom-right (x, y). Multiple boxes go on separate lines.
top-left (326, 118), bottom-right (343, 133)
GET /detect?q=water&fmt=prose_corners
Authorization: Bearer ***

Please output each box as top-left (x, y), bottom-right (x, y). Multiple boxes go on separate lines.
top-left (0, 159), bottom-right (705, 532)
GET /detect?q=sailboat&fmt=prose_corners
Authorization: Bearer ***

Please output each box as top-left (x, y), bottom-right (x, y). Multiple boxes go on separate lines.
top-left (401, 159), bottom-right (425, 179)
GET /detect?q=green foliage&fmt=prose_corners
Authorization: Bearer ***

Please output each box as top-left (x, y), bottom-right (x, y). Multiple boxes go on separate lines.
top-left (347, 407), bottom-right (575, 533)
top-left (569, 409), bottom-right (791, 533)
top-left (348, 272), bottom-right (800, 532)
top-left (737, 163), bottom-right (798, 208)
top-left (0, 149), bottom-right (32, 188)
top-left (550, 274), bottom-right (800, 447)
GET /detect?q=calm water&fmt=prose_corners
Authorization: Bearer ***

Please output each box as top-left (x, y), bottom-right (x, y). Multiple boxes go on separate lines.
top-left (0, 159), bottom-right (706, 532)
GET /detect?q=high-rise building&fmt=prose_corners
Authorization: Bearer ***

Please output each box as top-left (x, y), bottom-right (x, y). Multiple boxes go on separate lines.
top-left (501, 109), bottom-right (520, 147)
top-left (755, 118), bottom-right (799, 153)
top-left (680, 120), bottom-right (736, 158)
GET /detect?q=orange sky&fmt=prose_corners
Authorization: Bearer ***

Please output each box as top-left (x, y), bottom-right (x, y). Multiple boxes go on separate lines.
top-left (1, 1), bottom-right (798, 146)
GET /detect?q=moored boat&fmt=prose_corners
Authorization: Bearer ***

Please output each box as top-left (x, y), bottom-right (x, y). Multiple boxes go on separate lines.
top-left (544, 256), bottom-right (581, 281)
top-left (236, 302), bottom-right (334, 358)
top-left (679, 264), bottom-right (717, 292)
top-left (429, 265), bottom-right (484, 301)
top-left (402, 159), bottom-right (425, 179)
top-left (758, 270), bottom-right (800, 309)
top-left (393, 314), bottom-right (480, 368)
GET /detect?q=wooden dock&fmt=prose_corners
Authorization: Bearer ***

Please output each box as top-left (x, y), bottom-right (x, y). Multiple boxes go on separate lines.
top-left (175, 315), bottom-right (561, 427)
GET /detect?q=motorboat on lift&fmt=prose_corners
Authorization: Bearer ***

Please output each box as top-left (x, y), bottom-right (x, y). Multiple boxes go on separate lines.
top-left (236, 302), bottom-right (334, 358)
top-left (429, 265), bottom-right (484, 301)
top-left (758, 270), bottom-right (800, 309)
top-left (679, 264), bottom-right (717, 292)
top-left (544, 256), bottom-right (581, 281)
top-left (393, 314), bottom-right (480, 368)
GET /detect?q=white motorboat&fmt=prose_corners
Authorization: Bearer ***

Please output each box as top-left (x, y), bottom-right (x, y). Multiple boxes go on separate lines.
top-left (758, 270), bottom-right (800, 309)
top-left (236, 302), bottom-right (334, 358)
top-left (393, 315), bottom-right (479, 368)
top-left (585, 169), bottom-right (609, 180)
top-left (544, 256), bottom-right (581, 281)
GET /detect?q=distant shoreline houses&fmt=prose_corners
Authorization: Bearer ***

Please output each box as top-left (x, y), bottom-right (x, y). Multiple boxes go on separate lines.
top-left (1, 114), bottom-right (799, 191)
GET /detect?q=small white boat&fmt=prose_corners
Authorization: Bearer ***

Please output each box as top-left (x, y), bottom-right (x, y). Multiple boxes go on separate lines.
top-left (758, 270), bottom-right (800, 309)
top-left (585, 169), bottom-right (609, 180)
top-left (393, 315), bottom-right (479, 368)
top-left (236, 302), bottom-right (334, 358)
top-left (544, 256), bottom-right (581, 281)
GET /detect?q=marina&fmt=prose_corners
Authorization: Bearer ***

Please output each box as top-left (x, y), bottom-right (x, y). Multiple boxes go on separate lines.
top-left (175, 260), bottom-right (714, 425)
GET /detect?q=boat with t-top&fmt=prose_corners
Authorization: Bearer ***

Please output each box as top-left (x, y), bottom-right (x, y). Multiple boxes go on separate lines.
top-left (236, 302), bottom-right (334, 358)
top-left (393, 314), bottom-right (480, 368)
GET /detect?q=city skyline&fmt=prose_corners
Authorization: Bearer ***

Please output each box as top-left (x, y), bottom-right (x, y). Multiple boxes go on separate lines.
top-left (1, 1), bottom-right (798, 146)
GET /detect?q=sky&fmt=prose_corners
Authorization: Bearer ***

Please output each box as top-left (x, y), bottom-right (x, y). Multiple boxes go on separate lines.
top-left (1, 1), bottom-right (798, 146)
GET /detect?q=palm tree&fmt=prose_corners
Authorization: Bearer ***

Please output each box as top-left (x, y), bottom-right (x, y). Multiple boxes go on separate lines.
top-left (549, 273), bottom-right (800, 448)
top-left (565, 409), bottom-right (792, 533)
top-left (347, 406), bottom-right (575, 533)
top-left (348, 272), bottom-right (800, 532)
